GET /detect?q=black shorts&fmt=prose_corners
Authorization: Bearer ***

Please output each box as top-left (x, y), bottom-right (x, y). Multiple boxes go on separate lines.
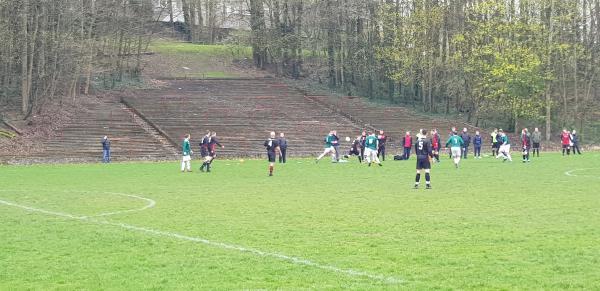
top-left (349, 149), bottom-right (360, 156)
top-left (493, 142), bottom-right (500, 149)
top-left (562, 144), bottom-right (570, 149)
top-left (200, 148), bottom-right (209, 157)
top-left (533, 142), bottom-right (540, 149)
top-left (416, 156), bottom-right (431, 170)
top-left (268, 152), bottom-right (276, 162)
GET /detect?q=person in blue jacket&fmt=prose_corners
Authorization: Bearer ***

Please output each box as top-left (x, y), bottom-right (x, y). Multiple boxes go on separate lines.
top-left (460, 128), bottom-right (471, 159)
top-left (473, 131), bottom-right (483, 159)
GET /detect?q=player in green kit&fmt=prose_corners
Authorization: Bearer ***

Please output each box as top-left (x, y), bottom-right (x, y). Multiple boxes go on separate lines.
top-left (497, 130), bottom-right (512, 162)
top-left (181, 134), bottom-right (193, 172)
top-left (316, 131), bottom-right (336, 163)
top-left (364, 132), bottom-right (382, 167)
top-left (445, 131), bottom-right (464, 168)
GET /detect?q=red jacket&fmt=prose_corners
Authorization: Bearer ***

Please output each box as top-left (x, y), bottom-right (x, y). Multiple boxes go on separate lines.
top-left (561, 133), bottom-right (571, 145)
top-left (403, 135), bottom-right (412, 148)
top-left (432, 134), bottom-right (440, 149)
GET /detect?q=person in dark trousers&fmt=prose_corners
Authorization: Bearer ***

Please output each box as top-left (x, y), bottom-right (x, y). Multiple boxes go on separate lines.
top-left (531, 127), bottom-right (542, 157)
top-left (491, 129), bottom-right (499, 157)
top-left (201, 131), bottom-right (224, 172)
top-left (561, 129), bottom-right (571, 156)
top-left (278, 132), bottom-right (288, 163)
top-left (473, 131), bottom-right (482, 159)
top-left (199, 130), bottom-right (211, 171)
top-left (402, 131), bottom-right (412, 160)
top-left (571, 130), bottom-right (582, 155)
top-left (264, 131), bottom-right (280, 176)
top-left (414, 129), bottom-right (433, 189)
top-left (101, 136), bottom-right (111, 163)
top-left (431, 129), bottom-right (441, 163)
top-left (344, 135), bottom-right (363, 163)
top-left (377, 130), bottom-right (387, 161)
top-left (331, 130), bottom-right (341, 162)
top-left (521, 128), bottom-right (531, 163)
top-left (460, 128), bottom-right (471, 159)
top-left (359, 130), bottom-right (367, 163)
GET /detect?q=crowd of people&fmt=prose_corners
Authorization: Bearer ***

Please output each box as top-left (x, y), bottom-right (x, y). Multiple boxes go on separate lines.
top-left (101, 125), bottom-right (584, 185)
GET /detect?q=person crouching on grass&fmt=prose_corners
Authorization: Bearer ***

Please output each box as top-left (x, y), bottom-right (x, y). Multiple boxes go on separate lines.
top-left (414, 129), bottom-right (433, 189)
top-left (181, 134), bottom-right (192, 172)
top-left (264, 131), bottom-right (280, 176)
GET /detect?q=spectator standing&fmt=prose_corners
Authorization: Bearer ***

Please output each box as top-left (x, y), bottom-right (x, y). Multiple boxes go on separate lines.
top-left (402, 131), bottom-right (412, 160)
top-left (531, 127), bottom-right (542, 157)
top-left (278, 132), bottom-right (288, 163)
top-left (571, 130), bottom-right (582, 155)
top-left (473, 131), bottom-right (482, 159)
top-left (101, 136), bottom-right (111, 163)
top-left (377, 130), bottom-right (387, 161)
top-left (460, 128), bottom-right (471, 159)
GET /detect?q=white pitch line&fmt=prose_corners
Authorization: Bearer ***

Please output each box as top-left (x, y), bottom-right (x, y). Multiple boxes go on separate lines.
top-left (564, 168), bottom-right (600, 178)
top-left (91, 192), bottom-right (156, 218)
top-left (0, 198), bottom-right (403, 284)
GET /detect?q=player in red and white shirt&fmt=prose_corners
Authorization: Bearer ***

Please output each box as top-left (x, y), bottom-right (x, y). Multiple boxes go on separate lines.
top-left (561, 129), bottom-right (571, 156)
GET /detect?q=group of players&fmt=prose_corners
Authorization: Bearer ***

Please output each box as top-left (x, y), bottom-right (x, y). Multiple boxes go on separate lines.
top-left (180, 131), bottom-right (224, 173)
top-left (180, 125), bottom-right (583, 187)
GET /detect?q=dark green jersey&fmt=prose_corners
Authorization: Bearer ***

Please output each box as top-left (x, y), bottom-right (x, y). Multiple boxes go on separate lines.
top-left (446, 135), bottom-right (464, 148)
top-left (324, 134), bottom-right (334, 147)
top-left (501, 135), bottom-right (510, 145)
top-left (365, 135), bottom-right (378, 150)
top-left (182, 139), bottom-right (191, 156)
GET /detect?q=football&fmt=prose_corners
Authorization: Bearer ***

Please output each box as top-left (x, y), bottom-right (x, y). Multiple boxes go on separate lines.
top-left (345, 136), bottom-right (351, 142)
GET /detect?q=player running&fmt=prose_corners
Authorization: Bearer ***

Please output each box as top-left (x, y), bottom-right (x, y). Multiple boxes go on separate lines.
top-left (201, 131), bottom-right (224, 172)
top-left (264, 131), bottom-right (280, 176)
top-left (316, 131), bottom-right (336, 163)
top-left (181, 134), bottom-right (193, 172)
top-left (414, 129), bottom-right (433, 189)
top-left (445, 130), bottom-right (464, 168)
top-left (199, 130), bottom-right (211, 171)
top-left (497, 130), bottom-right (512, 162)
top-left (364, 132), bottom-right (382, 167)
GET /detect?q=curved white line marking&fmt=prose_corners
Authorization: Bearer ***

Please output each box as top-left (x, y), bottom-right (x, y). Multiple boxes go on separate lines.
top-left (564, 168), bottom-right (600, 178)
top-left (0, 195), bottom-right (403, 284)
top-left (91, 192), bottom-right (156, 218)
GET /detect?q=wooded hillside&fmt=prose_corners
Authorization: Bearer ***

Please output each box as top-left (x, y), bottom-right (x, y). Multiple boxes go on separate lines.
top-left (0, 0), bottom-right (153, 118)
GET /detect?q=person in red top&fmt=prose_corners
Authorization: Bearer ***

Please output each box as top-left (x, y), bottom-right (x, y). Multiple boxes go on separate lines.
top-left (402, 131), bottom-right (412, 160)
top-left (561, 129), bottom-right (571, 156)
top-left (430, 129), bottom-right (441, 163)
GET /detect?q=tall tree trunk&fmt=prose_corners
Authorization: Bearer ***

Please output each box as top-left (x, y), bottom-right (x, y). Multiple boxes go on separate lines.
top-left (20, 0), bottom-right (29, 115)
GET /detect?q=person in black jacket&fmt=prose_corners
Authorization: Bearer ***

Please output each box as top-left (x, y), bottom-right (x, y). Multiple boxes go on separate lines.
top-left (278, 132), bottom-right (288, 163)
top-left (359, 130), bottom-right (367, 163)
top-left (460, 128), bottom-right (471, 159)
top-left (331, 130), bottom-right (340, 162)
top-left (264, 131), bottom-right (280, 176)
top-left (414, 129), bottom-right (433, 189)
top-left (571, 130), bottom-right (582, 155)
top-left (377, 130), bottom-right (387, 161)
top-left (201, 131), bottom-right (224, 172)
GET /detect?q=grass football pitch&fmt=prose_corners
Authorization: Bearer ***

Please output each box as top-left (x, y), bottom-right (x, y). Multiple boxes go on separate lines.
top-left (1, 152), bottom-right (599, 289)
